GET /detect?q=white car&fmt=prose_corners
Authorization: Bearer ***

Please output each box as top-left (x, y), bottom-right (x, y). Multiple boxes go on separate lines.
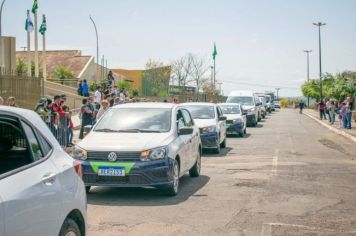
top-left (0, 106), bottom-right (87, 236)
top-left (182, 103), bottom-right (227, 154)
top-left (73, 103), bottom-right (202, 196)
top-left (218, 103), bottom-right (247, 137)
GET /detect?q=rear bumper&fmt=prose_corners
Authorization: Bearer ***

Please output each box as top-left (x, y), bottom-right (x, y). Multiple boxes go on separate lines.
top-left (227, 123), bottom-right (244, 134)
top-left (246, 114), bottom-right (257, 124)
top-left (80, 158), bottom-right (174, 188)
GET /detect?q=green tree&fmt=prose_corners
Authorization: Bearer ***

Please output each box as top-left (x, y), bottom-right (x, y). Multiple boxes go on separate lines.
top-left (142, 59), bottom-right (171, 96)
top-left (16, 59), bottom-right (27, 76)
top-left (53, 66), bottom-right (75, 83)
top-left (118, 80), bottom-right (131, 90)
top-left (132, 88), bottom-right (139, 97)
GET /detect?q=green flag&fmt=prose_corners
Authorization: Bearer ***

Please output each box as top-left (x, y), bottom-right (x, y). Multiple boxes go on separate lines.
top-left (39, 15), bottom-right (47, 35)
top-left (32, 0), bottom-right (38, 14)
top-left (212, 43), bottom-right (217, 60)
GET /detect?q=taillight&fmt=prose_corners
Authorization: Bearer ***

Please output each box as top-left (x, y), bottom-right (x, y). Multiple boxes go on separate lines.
top-left (73, 160), bottom-right (83, 178)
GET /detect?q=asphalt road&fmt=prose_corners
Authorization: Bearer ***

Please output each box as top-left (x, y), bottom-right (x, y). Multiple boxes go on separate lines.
top-left (86, 109), bottom-right (356, 236)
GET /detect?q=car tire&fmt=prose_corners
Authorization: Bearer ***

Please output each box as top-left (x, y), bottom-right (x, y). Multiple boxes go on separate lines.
top-left (59, 218), bottom-right (81, 236)
top-left (165, 159), bottom-right (180, 196)
top-left (253, 121), bottom-right (257, 127)
top-left (244, 128), bottom-right (247, 135)
top-left (85, 186), bottom-right (91, 193)
top-left (220, 137), bottom-right (227, 148)
top-left (189, 150), bottom-right (201, 177)
top-left (239, 131), bottom-right (245, 137)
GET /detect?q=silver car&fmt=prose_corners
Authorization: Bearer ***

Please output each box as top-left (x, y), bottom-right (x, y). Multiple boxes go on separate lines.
top-left (73, 103), bottom-right (202, 196)
top-left (0, 106), bottom-right (87, 236)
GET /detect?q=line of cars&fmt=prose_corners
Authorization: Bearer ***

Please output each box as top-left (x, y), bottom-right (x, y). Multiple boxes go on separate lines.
top-left (0, 93), bottom-right (279, 235)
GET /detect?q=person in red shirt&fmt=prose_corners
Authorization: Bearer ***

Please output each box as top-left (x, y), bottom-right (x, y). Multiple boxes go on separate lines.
top-left (318, 100), bottom-right (327, 120)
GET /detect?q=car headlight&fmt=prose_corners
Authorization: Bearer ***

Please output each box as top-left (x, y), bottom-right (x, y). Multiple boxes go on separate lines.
top-left (72, 146), bottom-right (87, 160)
top-left (200, 126), bottom-right (216, 134)
top-left (140, 146), bottom-right (167, 161)
top-left (233, 118), bottom-right (243, 124)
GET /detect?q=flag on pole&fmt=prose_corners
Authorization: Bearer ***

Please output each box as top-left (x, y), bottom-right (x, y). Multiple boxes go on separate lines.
top-left (25, 10), bottom-right (34, 32)
top-left (32, 0), bottom-right (38, 14)
top-left (39, 15), bottom-right (47, 35)
top-left (212, 43), bottom-right (217, 60)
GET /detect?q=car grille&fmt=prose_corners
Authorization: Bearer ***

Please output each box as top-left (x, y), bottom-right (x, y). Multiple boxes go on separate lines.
top-left (83, 174), bottom-right (149, 185)
top-left (87, 151), bottom-right (141, 162)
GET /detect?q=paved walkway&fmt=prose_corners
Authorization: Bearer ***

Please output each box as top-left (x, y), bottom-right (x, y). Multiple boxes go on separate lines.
top-left (304, 109), bottom-right (356, 141)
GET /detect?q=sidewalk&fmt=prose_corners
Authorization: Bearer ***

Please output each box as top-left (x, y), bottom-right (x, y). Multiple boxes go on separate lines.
top-left (304, 109), bottom-right (356, 142)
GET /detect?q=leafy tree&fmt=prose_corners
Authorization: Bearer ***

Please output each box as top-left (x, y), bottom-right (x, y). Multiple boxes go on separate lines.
top-left (118, 80), bottom-right (131, 90)
top-left (16, 59), bottom-right (27, 76)
top-left (132, 88), bottom-right (139, 97)
top-left (53, 66), bottom-right (74, 82)
top-left (142, 59), bottom-right (171, 96)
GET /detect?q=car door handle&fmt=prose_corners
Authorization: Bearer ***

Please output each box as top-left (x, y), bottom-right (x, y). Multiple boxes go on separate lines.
top-left (42, 172), bottom-right (56, 185)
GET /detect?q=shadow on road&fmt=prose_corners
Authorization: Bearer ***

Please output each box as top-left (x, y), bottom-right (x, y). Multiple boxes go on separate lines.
top-left (249, 124), bottom-right (263, 128)
top-left (87, 175), bottom-right (210, 206)
top-left (203, 147), bottom-right (232, 157)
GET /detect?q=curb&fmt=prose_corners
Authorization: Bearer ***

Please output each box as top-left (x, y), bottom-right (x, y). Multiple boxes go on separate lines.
top-left (304, 112), bottom-right (356, 143)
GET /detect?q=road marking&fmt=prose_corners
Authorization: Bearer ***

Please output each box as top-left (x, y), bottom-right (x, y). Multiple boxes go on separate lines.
top-left (271, 148), bottom-right (279, 176)
top-left (288, 134), bottom-right (297, 161)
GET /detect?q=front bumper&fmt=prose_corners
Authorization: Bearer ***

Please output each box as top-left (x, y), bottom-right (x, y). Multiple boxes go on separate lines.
top-left (226, 122), bottom-right (244, 134)
top-left (80, 158), bottom-right (174, 188)
top-left (200, 132), bottom-right (219, 149)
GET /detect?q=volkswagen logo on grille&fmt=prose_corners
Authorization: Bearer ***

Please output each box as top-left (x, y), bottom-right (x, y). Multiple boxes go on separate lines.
top-left (107, 152), bottom-right (117, 162)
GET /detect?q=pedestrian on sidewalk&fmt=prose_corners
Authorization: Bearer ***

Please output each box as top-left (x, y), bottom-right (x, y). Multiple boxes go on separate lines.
top-left (329, 101), bottom-right (336, 125)
top-left (318, 100), bottom-right (327, 120)
top-left (96, 99), bottom-right (110, 120)
top-left (326, 99), bottom-right (332, 122)
top-left (299, 100), bottom-right (305, 114)
top-left (79, 98), bottom-right (94, 139)
top-left (82, 80), bottom-right (90, 97)
top-left (7, 97), bottom-right (17, 107)
top-left (345, 97), bottom-right (353, 129)
top-left (94, 86), bottom-right (102, 109)
top-left (339, 102), bottom-right (348, 129)
top-left (77, 80), bottom-right (83, 96)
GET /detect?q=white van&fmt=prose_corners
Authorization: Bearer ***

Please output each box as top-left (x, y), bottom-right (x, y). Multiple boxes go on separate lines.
top-left (226, 91), bottom-right (259, 127)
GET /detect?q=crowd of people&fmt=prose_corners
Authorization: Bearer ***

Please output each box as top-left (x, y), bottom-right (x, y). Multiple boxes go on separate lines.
top-left (0, 96), bottom-right (17, 107)
top-left (317, 97), bottom-right (354, 129)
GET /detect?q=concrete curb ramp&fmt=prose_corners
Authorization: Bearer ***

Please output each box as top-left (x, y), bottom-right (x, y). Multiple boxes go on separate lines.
top-left (304, 112), bottom-right (356, 143)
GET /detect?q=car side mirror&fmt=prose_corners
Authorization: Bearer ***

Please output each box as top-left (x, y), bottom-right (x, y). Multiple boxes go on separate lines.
top-left (83, 125), bottom-right (93, 137)
top-left (242, 111), bottom-right (247, 115)
top-left (178, 127), bottom-right (193, 135)
top-left (219, 116), bottom-right (227, 121)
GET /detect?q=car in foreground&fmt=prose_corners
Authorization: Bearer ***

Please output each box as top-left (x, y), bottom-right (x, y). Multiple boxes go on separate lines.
top-left (73, 103), bottom-right (201, 196)
top-left (227, 91), bottom-right (259, 127)
top-left (182, 103), bottom-right (227, 154)
top-left (273, 100), bottom-right (281, 109)
top-left (0, 106), bottom-right (87, 236)
top-left (218, 103), bottom-right (247, 137)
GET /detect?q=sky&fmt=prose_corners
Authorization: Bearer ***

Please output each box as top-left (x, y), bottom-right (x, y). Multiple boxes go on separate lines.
top-left (3, 0), bottom-right (356, 97)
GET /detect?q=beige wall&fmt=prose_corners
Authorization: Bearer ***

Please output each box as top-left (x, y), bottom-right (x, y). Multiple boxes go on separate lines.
top-left (0, 36), bottom-right (16, 72)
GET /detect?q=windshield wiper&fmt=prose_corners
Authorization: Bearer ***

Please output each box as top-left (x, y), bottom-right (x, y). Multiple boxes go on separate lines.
top-left (94, 128), bottom-right (120, 132)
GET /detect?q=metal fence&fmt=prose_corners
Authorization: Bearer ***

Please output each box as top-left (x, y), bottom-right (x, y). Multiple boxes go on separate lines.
top-left (40, 115), bottom-right (72, 148)
top-left (0, 75), bottom-right (44, 110)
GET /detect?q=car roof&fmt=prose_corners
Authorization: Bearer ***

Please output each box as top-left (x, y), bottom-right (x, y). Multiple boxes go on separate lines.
top-left (218, 103), bottom-right (241, 106)
top-left (112, 102), bottom-right (177, 109)
top-left (180, 102), bottom-right (216, 107)
top-left (228, 90), bottom-right (254, 96)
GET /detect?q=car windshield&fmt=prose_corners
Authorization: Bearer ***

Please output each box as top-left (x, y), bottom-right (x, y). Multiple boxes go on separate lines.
top-left (185, 105), bottom-right (215, 119)
top-left (94, 108), bottom-right (172, 133)
top-left (226, 97), bottom-right (254, 106)
top-left (220, 105), bottom-right (240, 114)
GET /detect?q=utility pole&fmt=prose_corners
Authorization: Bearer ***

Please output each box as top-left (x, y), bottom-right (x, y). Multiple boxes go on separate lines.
top-left (21, 46), bottom-right (27, 51)
top-left (0, 0), bottom-right (6, 36)
top-left (304, 50), bottom-right (312, 107)
top-left (275, 88), bottom-right (280, 100)
top-left (313, 22), bottom-right (326, 102)
top-left (210, 66), bottom-right (214, 86)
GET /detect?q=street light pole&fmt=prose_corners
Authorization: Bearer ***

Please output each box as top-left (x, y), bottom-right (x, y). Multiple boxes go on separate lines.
top-left (304, 50), bottom-right (312, 107)
top-left (275, 88), bottom-right (280, 100)
top-left (89, 15), bottom-right (99, 69)
top-left (313, 22), bottom-right (326, 102)
top-left (210, 66), bottom-right (213, 86)
top-left (0, 0), bottom-right (6, 36)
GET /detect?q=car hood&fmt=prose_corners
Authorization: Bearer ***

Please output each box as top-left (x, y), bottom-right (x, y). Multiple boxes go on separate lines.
top-left (77, 132), bottom-right (174, 152)
top-left (194, 119), bottom-right (217, 128)
top-left (225, 114), bottom-right (242, 120)
top-left (241, 105), bottom-right (255, 110)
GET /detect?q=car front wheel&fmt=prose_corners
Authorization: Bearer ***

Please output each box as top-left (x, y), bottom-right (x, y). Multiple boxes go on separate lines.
top-left (165, 159), bottom-right (180, 196)
top-left (59, 218), bottom-right (81, 236)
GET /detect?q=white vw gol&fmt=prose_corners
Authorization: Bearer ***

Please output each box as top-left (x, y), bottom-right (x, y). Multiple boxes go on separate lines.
top-left (0, 106), bottom-right (86, 236)
top-left (73, 103), bottom-right (202, 196)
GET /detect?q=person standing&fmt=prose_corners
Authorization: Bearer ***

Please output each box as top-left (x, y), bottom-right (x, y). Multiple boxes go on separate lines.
top-left (96, 100), bottom-right (110, 120)
top-left (318, 100), bottom-right (326, 120)
top-left (82, 80), bottom-right (90, 97)
top-left (77, 80), bottom-right (83, 96)
top-left (119, 89), bottom-right (126, 104)
top-left (339, 102), bottom-right (348, 129)
top-left (345, 97), bottom-right (353, 129)
top-left (329, 101), bottom-right (336, 125)
top-left (7, 97), bottom-right (17, 107)
top-left (79, 98), bottom-right (94, 139)
top-left (94, 86), bottom-right (102, 108)
top-left (326, 99), bottom-right (331, 123)
top-left (299, 101), bottom-right (305, 114)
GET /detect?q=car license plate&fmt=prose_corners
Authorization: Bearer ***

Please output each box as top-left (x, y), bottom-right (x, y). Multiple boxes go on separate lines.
top-left (98, 167), bottom-right (125, 176)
